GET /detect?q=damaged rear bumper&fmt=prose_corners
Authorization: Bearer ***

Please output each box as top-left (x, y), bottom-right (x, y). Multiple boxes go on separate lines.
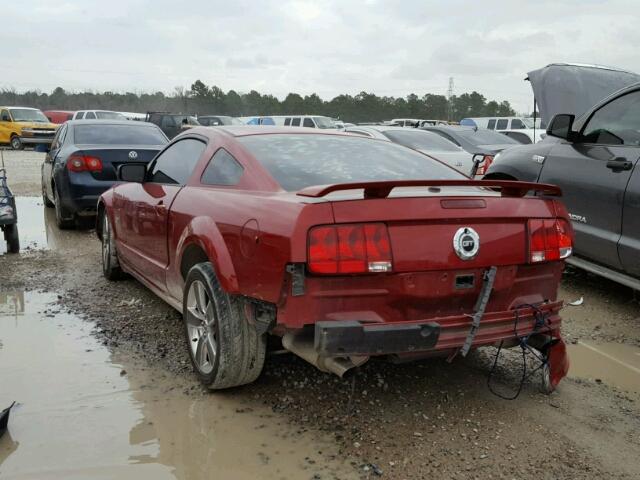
top-left (313, 301), bottom-right (563, 357)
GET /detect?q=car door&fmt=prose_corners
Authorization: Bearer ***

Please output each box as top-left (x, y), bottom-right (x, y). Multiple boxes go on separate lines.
top-left (42, 124), bottom-right (68, 200)
top-left (113, 137), bottom-right (207, 289)
top-left (539, 89), bottom-right (640, 270)
top-left (620, 165), bottom-right (640, 276)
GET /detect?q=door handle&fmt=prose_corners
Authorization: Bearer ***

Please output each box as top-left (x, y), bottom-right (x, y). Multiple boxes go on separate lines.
top-left (606, 158), bottom-right (633, 172)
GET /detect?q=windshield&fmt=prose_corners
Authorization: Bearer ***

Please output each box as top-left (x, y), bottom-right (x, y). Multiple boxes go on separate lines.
top-left (313, 116), bottom-right (337, 129)
top-left (96, 111), bottom-right (125, 120)
top-left (456, 128), bottom-right (520, 145)
top-left (383, 130), bottom-right (460, 152)
top-left (74, 124), bottom-right (168, 145)
top-left (10, 108), bottom-right (49, 123)
top-left (238, 134), bottom-right (463, 191)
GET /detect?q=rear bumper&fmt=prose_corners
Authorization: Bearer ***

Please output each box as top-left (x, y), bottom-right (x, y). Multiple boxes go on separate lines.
top-left (312, 301), bottom-right (562, 357)
top-left (57, 172), bottom-right (114, 215)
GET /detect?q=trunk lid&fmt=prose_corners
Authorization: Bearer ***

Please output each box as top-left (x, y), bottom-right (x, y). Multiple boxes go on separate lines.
top-left (74, 146), bottom-right (162, 181)
top-left (324, 187), bottom-right (560, 273)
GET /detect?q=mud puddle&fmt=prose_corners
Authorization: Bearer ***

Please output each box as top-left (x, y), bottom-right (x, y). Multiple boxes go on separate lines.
top-left (0, 197), bottom-right (94, 256)
top-left (0, 291), bottom-right (357, 479)
top-left (568, 340), bottom-right (640, 394)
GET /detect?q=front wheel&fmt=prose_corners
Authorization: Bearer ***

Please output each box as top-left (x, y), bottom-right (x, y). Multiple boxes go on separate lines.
top-left (4, 224), bottom-right (19, 253)
top-left (10, 135), bottom-right (23, 150)
top-left (101, 212), bottom-right (123, 280)
top-left (183, 262), bottom-right (266, 390)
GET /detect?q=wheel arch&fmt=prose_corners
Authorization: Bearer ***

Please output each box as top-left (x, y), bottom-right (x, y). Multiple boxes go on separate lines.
top-left (176, 216), bottom-right (240, 294)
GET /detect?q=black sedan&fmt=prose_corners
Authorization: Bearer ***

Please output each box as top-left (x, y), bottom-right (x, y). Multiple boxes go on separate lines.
top-left (41, 120), bottom-right (168, 229)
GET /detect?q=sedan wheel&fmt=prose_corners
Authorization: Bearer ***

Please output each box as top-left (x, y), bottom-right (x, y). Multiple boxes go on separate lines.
top-left (185, 280), bottom-right (218, 375)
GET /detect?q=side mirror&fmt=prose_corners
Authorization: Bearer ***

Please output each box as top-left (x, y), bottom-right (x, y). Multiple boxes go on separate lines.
top-left (546, 114), bottom-right (575, 140)
top-left (118, 164), bottom-right (146, 183)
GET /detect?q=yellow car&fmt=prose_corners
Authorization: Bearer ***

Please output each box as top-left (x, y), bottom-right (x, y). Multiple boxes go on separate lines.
top-left (0, 107), bottom-right (58, 150)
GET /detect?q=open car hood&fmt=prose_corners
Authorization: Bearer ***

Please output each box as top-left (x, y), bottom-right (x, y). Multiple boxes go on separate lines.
top-left (527, 63), bottom-right (640, 125)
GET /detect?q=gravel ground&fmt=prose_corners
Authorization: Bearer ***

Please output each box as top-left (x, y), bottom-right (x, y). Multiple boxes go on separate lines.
top-left (2, 151), bottom-right (639, 479)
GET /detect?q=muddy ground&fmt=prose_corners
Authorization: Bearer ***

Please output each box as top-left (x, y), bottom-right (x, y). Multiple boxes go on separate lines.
top-left (1, 150), bottom-right (640, 479)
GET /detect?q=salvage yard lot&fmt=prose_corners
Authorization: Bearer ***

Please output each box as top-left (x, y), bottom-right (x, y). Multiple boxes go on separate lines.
top-left (1, 150), bottom-right (640, 479)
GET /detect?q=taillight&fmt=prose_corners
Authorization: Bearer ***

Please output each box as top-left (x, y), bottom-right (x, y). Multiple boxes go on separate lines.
top-left (67, 154), bottom-right (103, 172)
top-left (476, 155), bottom-right (493, 176)
top-left (308, 223), bottom-right (393, 274)
top-left (528, 218), bottom-right (573, 263)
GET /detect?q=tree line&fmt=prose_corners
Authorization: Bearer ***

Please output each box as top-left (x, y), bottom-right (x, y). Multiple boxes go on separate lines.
top-left (0, 80), bottom-right (516, 123)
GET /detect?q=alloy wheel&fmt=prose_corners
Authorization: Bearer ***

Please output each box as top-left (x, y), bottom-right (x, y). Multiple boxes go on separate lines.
top-left (186, 280), bottom-right (218, 374)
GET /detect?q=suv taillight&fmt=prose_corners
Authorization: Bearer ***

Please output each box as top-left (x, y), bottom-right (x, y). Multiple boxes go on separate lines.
top-left (476, 155), bottom-right (493, 176)
top-left (67, 154), bottom-right (103, 173)
top-left (308, 223), bottom-right (393, 274)
top-left (528, 218), bottom-right (573, 263)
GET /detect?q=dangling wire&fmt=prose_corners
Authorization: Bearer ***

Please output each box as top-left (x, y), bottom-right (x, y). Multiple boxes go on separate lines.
top-left (487, 303), bottom-right (552, 400)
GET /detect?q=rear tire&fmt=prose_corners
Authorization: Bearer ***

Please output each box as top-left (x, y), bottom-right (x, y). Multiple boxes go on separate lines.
top-left (10, 135), bottom-right (23, 150)
top-left (101, 212), bottom-right (123, 280)
top-left (4, 224), bottom-right (19, 253)
top-left (53, 186), bottom-right (75, 229)
top-left (183, 262), bottom-right (266, 390)
top-left (42, 182), bottom-right (54, 208)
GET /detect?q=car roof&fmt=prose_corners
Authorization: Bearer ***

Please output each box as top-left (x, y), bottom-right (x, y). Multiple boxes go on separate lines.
top-left (424, 125), bottom-right (476, 133)
top-left (1, 106), bottom-right (40, 110)
top-left (209, 125), bottom-right (347, 137)
top-left (65, 119), bottom-right (160, 127)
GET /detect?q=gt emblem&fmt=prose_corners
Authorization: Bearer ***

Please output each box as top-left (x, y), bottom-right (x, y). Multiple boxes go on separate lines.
top-left (453, 227), bottom-right (480, 260)
top-left (128, 150), bottom-right (138, 160)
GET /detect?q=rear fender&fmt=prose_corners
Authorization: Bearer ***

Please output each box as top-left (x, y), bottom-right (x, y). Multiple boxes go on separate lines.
top-left (176, 216), bottom-right (239, 293)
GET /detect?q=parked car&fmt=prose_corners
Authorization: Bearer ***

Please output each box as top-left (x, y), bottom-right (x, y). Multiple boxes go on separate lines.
top-left (146, 112), bottom-right (200, 139)
top-left (0, 107), bottom-right (58, 150)
top-left (41, 120), bottom-right (168, 228)
top-left (461, 117), bottom-right (545, 143)
top-left (97, 125), bottom-right (572, 391)
top-left (44, 110), bottom-right (75, 124)
top-left (345, 125), bottom-right (478, 176)
top-left (486, 79), bottom-right (640, 289)
top-left (421, 125), bottom-right (521, 175)
top-left (72, 110), bottom-right (126, 121)
top-left (197, 115), bottom-right (243, 126)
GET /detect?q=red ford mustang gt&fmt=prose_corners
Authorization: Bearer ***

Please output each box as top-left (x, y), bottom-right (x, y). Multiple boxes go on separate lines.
top-left (98, 126), bottom-right (572, 391)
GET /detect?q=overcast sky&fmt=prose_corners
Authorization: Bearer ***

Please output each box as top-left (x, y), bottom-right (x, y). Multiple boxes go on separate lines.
top-left (4, 0), bottom-right (639, 112)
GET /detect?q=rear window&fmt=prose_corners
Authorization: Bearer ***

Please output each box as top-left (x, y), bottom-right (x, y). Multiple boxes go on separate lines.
top-left (383, 130), bottom-right (460, 152)
top-left (237, 134), bottom-right (463, 191)
top-left (74, 125), bottom-right (168, 145)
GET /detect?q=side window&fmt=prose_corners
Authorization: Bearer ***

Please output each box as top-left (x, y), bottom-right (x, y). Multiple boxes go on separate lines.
top-left (201, 148), bottom-right (244, 186)
top-left (51, 124), bottom-right (67, 150)
top-left (75, 112), bottom-right (84, 120)
top-left (291, 118), bottom-right (301, 126)
top-left (303, 118), bottom-right (314, 128)
top-left (85, 112), bottom-right (96, 119)
top-left (496, 119), bottom-right (508, 129)
top-left (284, 118), bottom-right (291, 126)
top-left (487, 119), bottom-right (496, 130)
top-left (582, 90), bottom-right (640, 145)
top-left (0, 109), bottom-right (10, 121)
top-left (510, 119), bottom-right (526, 129)
top-left (346, 129), bottom-right (373, 137)
top-left (149, 138), bottom-right (207, 185)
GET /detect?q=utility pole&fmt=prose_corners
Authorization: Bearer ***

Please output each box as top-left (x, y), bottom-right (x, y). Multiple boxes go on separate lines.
top-left (447, 77), bottom-right (454, 122)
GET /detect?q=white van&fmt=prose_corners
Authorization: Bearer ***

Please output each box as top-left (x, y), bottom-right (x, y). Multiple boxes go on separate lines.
top-left (72, 110), bottom-right (126, 120)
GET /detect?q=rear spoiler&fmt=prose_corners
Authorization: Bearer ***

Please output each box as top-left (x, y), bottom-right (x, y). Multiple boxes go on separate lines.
top-left (297, 180), bottom-right (562, 199)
